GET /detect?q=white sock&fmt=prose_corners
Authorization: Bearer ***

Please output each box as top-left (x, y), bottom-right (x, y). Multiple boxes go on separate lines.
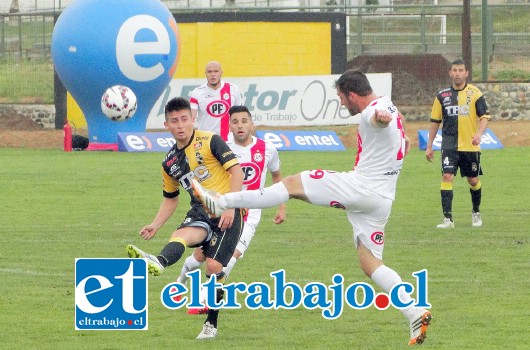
top-left (371, 265), bottom-right (418, 320)
top-left (222, 182), bottom-right (289, 209)
top-left (222, 256), bottom-right (238, 278)
top-left (176, 254), bottom-right (203, 284)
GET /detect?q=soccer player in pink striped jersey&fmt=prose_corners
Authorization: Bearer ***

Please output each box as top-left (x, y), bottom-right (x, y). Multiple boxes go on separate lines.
top-left (193, 70), bottom-right (433, 346)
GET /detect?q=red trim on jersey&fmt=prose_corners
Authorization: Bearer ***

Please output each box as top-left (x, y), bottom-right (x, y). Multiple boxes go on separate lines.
top-left (355, 133), bottom-right (363, 168)
top-left (246, 139), bottom-right (267, 190)
top-left (219, 83), bottom-right (232, 140)
top-left (241, 139), bottom-right (267, 222)
top-left (190, 97), bottom-right (198, 105)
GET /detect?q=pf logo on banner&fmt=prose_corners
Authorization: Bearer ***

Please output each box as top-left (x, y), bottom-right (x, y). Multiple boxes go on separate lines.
top-left (75, 258), bottom-right (148, 330)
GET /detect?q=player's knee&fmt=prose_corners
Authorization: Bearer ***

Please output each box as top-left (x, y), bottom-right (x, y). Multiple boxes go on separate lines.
top-left (357, 241), bottom-right (383, 276)
top-left (442, 173), bottom-right (454, 182)
top-left (233, 248), bottom-right (243, 259)
top-left (283, 174), bottom-right (305, 199)
top-left (204, 259), bottom-right (223, 276)
top-left (467, 177), bottom-right (479, 186)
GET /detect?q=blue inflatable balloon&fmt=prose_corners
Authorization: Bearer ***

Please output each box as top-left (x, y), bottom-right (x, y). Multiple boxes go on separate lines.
top-left (52, 0), bottom-right (180, 148)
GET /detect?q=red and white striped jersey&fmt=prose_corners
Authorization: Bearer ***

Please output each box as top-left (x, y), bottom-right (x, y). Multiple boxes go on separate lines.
top-left (227, 136), bottom-right (280, 191)
top-left (189, 81), bottom-right (243, 141)
top-left (228, 136), bottom-right (281, 226)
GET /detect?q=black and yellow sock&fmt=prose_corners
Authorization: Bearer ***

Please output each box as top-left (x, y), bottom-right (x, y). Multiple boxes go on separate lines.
top-left (205, 272), bottom-right (226, 328)
top-left (157, 237), bottom-right (186, 267)
top-left (470, 181), bottom-right (482, 213)
top-left (441, 182), bottom-right (453, 220)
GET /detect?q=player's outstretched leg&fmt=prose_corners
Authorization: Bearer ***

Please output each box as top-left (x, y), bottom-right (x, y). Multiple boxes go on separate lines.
top-left (191, 179), bottom-right (226, 218)
top-left (408, 310), bottom-right (433, 345)
top-left (126, 244), bottom-right (164, 276)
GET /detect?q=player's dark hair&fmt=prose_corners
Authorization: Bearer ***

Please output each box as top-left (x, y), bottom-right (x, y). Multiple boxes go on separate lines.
top-left (335, 69), bottom-right (373, 97)
top-left (228, 105), bottom-right (251, 118)
top-left (451, 58), bottom-right (468, 70)
top-left (164, 97), bottom-right (191, 120)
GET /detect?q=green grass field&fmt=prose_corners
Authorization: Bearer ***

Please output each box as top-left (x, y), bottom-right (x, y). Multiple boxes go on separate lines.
top-left (1, 147), bottom-right (528, 349)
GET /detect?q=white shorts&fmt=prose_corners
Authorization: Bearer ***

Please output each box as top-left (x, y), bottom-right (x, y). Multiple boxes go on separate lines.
top-left (235, 209), bottom-right (261, 257)
top-left (300, 170), bottom-right (393, 260)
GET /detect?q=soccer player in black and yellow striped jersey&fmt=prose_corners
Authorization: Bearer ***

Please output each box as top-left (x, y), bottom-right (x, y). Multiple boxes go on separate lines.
top-left (426, 59), bottom-right (490, 228)
top-left (126, 97), bottom-right (244, 339)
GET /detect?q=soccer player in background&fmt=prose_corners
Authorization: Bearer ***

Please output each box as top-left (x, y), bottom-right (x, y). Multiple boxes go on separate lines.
top-left (126, 97), bottom-right (244, 339)
top-left (426, 59), bottom-right (490, 228)
top-left (176, 105), bottom-right (286, 314)
top-left (192, 70), bottom-right (432, 345)
top-left (190, 61), bottom-right (243, 141)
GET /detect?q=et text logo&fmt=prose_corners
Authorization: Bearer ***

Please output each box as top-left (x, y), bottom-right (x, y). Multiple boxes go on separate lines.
top-left (75, 258), bottom-right (148, 330)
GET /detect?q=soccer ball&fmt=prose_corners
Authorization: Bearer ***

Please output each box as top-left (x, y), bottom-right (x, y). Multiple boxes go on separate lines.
top-left (100, 85), bottom-right (137, 121)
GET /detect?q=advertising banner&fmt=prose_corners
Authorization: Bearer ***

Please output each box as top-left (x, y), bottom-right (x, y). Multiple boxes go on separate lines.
top-left (118, 132), bottom-right (176, 152)
top-left (417, 129), bottom-right (504, 150)
top-left (118, 130), bottom-right (345, 152)
top-left (255, 130), bottom-right (345, 151)
top-left (146, 73), bottom-right (392, 129)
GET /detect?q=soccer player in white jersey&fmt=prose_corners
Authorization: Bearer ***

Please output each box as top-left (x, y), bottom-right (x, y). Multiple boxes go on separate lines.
top-left (193, 70), bottom-right (433, 346)
top-left (177, 105), bottom-right (286, 314)
top-left (189, 61), bottom-right (243, 141)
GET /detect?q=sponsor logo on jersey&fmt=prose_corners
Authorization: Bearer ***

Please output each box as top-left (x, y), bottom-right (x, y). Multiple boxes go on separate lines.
top-left (207, 100), bottom-right (230, 117)
top-left (166, 156), bottom-right (177, 167)
top-left (241, 162), bottom-right (262, 187)
top-left (253, 152), bottom-right (264, 162)
top-left (371, 231), bottom-right (384, 245)
top-left (330, 201), bottom-right (345, 209)
top-left (210, 232), bottom-right (218, 246)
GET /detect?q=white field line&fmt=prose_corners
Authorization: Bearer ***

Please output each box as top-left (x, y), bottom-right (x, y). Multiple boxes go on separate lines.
top-left (0, 267), bottom-right (68, 277)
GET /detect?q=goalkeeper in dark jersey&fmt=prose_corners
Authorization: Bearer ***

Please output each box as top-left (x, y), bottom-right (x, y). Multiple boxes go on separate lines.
top-left (126, 97), bottom-right (244, 339)
top-left (426, 59), bottom-right (490, 229)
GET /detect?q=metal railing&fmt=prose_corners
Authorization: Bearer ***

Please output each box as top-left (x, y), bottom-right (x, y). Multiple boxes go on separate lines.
top-left (0, 3), bottom-right (528, 104)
